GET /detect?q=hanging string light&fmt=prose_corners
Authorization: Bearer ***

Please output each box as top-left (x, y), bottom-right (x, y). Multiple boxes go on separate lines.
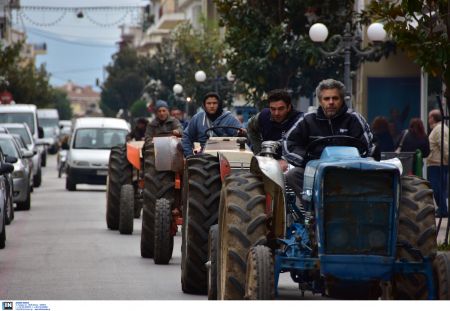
top-left (84, 9), bottom-right (131, 27)
top-left (15, 5), bottom-right (143, 28)
top-left (19, 10), bottom-right (67, 27)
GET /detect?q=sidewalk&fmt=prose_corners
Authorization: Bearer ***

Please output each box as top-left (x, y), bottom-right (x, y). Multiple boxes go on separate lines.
top-left (437, 217), bottom-right (449, 244)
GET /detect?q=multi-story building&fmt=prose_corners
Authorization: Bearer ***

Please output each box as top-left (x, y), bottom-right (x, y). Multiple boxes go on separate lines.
top-left (59, 81), bottom-right (102, 117)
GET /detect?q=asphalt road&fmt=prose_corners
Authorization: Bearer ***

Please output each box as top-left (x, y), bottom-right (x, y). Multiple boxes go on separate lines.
top-left (0, 155), bottom-right (203, 300)
top-left (0, 154), bottom-right (448, 301)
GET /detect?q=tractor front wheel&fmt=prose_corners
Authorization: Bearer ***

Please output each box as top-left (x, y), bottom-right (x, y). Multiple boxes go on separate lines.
top-left (244, 245), bottom-right (274, 300)
top-left (153, 198), bottom-right (174, 265)
top-left (119, 184), bottom-right (134, 235)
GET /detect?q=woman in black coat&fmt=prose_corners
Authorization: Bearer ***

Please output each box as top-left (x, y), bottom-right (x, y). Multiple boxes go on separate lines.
top-left (395, 118), bottom-right (430, 157)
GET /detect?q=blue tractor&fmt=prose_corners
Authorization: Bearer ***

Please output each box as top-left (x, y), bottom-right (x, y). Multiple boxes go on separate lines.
top-left (209, 136), bottom-right (450, 299)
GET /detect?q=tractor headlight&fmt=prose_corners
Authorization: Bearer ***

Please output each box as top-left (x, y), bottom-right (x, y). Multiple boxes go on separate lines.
top-left (328, 227), bottom-right (350, 249)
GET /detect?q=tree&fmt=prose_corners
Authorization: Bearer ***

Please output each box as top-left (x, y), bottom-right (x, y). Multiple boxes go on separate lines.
top-left (0, 41), bottom-right (54, 106)
top-left (141, 21), bottom-right (234, 112)
top-left (100, 47), bottom-right (146, 119)
top-left (363, 1), bottom-right (450, 101)
top-left (215, 0), bottom-right (393, 106)
top-left (50, 89), bottom-right (72, 120)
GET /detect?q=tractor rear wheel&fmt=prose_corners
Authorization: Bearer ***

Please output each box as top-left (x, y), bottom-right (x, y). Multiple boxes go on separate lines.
top-left (391, 175), bottom-right (437, 299)
top-left (119, 184), bottom-right (134, 235)
top-left (181, 154), bottom-right (221, 294)
top-left (218, 172), bottom-right (268, 300)
top-left (153, 198), bottom-right (174, 265)
top-left (106, 145), bottom-right (132, 230)
top-left (141, 138), bottom-right (174, 258)
top-left (207, 224), bottom-right (219, 300)
top-left (245, 245), bottom-right (274, 300)
top-left (433, 252), bottom-right (450, 299)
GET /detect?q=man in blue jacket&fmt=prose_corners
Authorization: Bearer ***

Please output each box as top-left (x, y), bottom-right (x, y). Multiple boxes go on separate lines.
top-left (182, 92), bottom-right (245, 157)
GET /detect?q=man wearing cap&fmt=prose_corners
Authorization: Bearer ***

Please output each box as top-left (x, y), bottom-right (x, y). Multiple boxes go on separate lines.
top-left (146, 100), bottom-right (183, 138)
top-left (182, 92), bottom-right (245, 157)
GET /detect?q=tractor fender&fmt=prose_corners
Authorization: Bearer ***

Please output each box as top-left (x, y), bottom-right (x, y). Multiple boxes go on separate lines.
top-left (154, 136), bottom-right (184, 173)
top-left (126, 141), bottom-right (145, 170)
top-left (250, 156), bottom-right (286, 238)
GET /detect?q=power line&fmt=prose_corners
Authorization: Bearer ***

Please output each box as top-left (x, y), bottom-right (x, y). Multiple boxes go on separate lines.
top-left (26, 27), bottom-right (117, 48)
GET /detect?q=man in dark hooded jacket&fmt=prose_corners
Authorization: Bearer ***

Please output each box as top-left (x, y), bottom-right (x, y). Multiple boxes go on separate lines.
top-left (247, 89), bottom-right (302, 170)
top-left (181, 92), bottom-right (244, 157)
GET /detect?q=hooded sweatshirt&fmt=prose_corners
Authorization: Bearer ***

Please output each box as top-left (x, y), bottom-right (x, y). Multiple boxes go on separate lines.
top-left (181, 109), bottom-right (242, 157)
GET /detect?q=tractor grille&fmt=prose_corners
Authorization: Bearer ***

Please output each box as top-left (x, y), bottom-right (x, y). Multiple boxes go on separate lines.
top-left (323, 169), bottom-right (395, 256)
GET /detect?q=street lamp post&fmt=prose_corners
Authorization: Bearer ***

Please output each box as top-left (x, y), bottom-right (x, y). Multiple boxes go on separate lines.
top-left (309, 22), bottom-right (387, 109)
top-left (173, 83), bottom-right (189, 118)
top-left (194, 69), bottom-right (235, 94)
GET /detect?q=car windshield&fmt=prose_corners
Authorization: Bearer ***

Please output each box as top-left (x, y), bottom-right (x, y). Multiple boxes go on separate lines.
top-left (43, 127), bottom-right (57, 138)
top-left (0, 113), bottom-right (35, 134)
top-left (5, 127), bottom-right (32, 145)
top-left (0, 138), bottom-right (19, 158)
top-left (39, 118), bottom-right (59, 127)
top-left (73, 128), bottom-right (127, 149)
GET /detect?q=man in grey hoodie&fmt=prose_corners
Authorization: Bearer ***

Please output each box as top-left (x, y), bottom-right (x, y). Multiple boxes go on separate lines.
top-left (181, 92), bottom-right (245, 157)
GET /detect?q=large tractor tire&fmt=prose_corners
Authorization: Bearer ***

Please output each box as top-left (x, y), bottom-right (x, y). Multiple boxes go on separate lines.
top-left (218, 172), bottom-right (268, 300)
top-left (153, 198), bottom-right (174, 265)
top-left (181, 154), bottom-right (221, 294)
top-left (106, 145), bottom-right (132, 230)
top-left (391, 175), bottom-right (437, 299)
top-left (141, 138), bottom-right (174, 258)
top-left (245, 245), bottom-right (275, 300)
top-left (433, 252), bottom-right (450, 299)
top-left (207, 224), bottom-right (219, 300)
top-left (119, 184), bottom-right (134, 235)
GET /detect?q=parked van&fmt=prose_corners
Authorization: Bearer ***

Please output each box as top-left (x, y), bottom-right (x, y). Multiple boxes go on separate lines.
top-left (65, 117), bottom-right (129, 191)
top-left (0, 104), bottom-right (45, 184)
top-left (37, 109), bottom-right (60, 154)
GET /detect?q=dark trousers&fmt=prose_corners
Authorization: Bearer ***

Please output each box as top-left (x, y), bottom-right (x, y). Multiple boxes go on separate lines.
top-left (285, 167), bottom-right (305, 200)
top-left (427, 165), bottom-right (449, 216)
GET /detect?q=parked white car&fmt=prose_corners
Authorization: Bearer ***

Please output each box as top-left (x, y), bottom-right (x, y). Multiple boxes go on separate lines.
top-left (3, 123), bottom-right (43, 188)
top-left (65, 117), bottom-right (129, 191)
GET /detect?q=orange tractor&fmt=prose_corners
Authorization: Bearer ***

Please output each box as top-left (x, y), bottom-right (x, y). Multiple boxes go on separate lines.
top-left (106, 135), bottom-right (184, 264)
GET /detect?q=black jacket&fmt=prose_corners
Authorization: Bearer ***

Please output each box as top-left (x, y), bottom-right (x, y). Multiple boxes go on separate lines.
top-left (282, 105), bottom-right (375, 167)
top-left (247, 108), bottom-right (302, 159)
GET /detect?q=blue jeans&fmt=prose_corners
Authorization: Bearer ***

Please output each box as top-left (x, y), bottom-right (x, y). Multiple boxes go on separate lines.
top-left (427, 165), bottom-right (448, 216)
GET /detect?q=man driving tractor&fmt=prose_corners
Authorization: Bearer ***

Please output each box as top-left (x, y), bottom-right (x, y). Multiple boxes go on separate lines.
top-left (282, 78), bottom-right (376, 200)
top-left (181, 92), bottom-right (245, 157)
top-left (146, 100), bottom-right (183, 138)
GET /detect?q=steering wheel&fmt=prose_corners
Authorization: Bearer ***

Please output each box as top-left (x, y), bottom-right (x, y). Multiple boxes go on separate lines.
top-left (204, 126), bottom-right (244, 137)
top-left (304, 135), bottom-right (369, 160)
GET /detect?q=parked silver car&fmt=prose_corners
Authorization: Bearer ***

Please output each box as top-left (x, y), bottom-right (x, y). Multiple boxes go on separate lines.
top-left (0, 151), bottom-right (14, 249)
top-left (0, 134), bottom-right (33, 210)
top-left (3, 123), bottom-right (43, 188)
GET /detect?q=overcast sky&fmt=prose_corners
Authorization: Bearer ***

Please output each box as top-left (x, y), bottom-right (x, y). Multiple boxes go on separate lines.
top-left (13, 0), bottom-right (147, 90)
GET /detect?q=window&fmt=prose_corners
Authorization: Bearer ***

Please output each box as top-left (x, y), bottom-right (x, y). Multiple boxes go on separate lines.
top-left (74, 128), bottom-right (127, 149)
